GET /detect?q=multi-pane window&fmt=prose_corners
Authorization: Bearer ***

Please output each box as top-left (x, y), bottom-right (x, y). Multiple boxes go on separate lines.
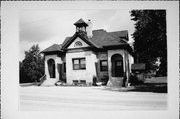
top-left (100, 60), bottom-right (108, 71)
top-left (73, 58), bottom-right (86, 70)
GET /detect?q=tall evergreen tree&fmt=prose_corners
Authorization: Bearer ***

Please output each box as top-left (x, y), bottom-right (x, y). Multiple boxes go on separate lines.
top-left (20, 45), bottom-right (44, 83)
top-left (130, 10), bottom-right (167, 76)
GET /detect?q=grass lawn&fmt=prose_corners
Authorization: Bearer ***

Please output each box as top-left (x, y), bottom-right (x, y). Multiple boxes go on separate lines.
top-left (127, 76), bottom-right (167, 93)
top-left (104, 77), bottom-right (167, 93)
top-left (145, 77), bottom-right (167, 83)
top-left (19, 77), bottom-right (167, 93)
top-left (19, 82), bottom-right (38, 87)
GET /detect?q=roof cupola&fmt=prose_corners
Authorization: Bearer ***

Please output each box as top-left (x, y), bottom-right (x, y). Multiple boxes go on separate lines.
top-left (74, 18), bottom-right (88, 34)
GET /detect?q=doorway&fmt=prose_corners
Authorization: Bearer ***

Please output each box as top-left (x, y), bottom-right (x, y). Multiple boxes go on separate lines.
top-left (111, 54), bottom-right (123, 77)
top-left (47, 59), bottom-right (56, 78)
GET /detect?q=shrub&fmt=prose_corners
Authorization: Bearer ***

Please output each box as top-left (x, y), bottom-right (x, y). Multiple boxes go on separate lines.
top-left (129, 73), bottom-right (143, 86)
top-left (92, 76), bottom-right (97, 86)
top-left (101, 75), bottom-right (109, 86)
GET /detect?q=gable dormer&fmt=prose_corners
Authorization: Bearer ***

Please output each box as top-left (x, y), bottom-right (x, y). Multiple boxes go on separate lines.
top-left (61, 31), bottom-right (99, 50)
top-left (68, 37), bottom-right (89, 49)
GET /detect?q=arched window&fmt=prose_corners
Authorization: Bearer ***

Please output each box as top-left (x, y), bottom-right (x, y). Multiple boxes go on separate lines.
top-left (74, 41), bottom-right (82, 47)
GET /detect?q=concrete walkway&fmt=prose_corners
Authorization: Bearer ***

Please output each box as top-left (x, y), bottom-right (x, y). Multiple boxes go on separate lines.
top-left (19, 86), bottom-right (167, 111)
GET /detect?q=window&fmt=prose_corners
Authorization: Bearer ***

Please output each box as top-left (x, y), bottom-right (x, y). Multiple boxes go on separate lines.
top-left (100, 60), bottom-right (108, 71)
top-left (74, 41), bottom-right (83, 47)
top-left (73, 58), bottom-right (86, 70)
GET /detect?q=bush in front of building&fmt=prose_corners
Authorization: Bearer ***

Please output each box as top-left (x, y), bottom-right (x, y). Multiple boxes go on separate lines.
top-left (101, 75), bottom-right (109, 86)
top-left (129, 73), bottom-right (144, 86)
top-left (92, 75), bottom-right (98, 86)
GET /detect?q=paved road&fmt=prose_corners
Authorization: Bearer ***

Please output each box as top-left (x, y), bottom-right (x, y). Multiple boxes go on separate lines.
top-left (19, 86), bottom-right (167, 111)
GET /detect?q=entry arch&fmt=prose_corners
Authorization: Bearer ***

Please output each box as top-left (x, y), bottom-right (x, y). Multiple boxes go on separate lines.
top-left (111, 54), bottom-right (124, 77)
top-left (47, 59), bottom-right (56, 78)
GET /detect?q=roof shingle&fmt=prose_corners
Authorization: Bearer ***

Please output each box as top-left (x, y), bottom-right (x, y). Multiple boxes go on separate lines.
top-left (42, 29), bottom-right (131, 53)
top-left (41, 44), bottom-right (62, 53)
top-left (89, 29), bottom-right (128, 47)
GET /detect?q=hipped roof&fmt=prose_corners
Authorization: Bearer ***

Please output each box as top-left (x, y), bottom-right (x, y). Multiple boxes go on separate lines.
top-left (62, 29), bottom-right (129, 48)
top-left (41, 29), bottom-right (131, 53)
top-left (41, 44), bottom-right (62, 53)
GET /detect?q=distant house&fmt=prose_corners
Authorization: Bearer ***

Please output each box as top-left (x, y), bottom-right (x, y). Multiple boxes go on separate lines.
top-left (41, 19), bottom-right (134, 86)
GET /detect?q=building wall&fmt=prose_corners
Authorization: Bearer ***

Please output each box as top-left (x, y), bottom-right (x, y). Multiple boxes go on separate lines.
top-left (61, 55), bottom-right (66, 82)
top-left (43, 49), bottom-right (133, 86)
top-left (124, 50), bottom-right (132, 82)
top-left (66, 51), bottom-right (97, 84)
top-left (44, 54), bottom-right (63, 81)
top-left (58, 54), bottom-right (66, 82)
top-left (128, 53), bottom-right (134, 73)
top-left (107, 49), bottom-right (134, 84)
top-left (96, 51), bottom-right (108, 81)
top-left (107, 49), bottom-right (125, 78)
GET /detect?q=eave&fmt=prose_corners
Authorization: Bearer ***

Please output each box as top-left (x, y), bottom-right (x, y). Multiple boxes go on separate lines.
top-left (61, 32), bottom-right (99, 50)
top-left (103, 44), bottom-right (134, 55)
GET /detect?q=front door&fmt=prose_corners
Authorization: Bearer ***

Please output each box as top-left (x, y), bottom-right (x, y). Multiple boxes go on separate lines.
top-left (115, 60), bottom-right (123, 77)
top-left (111, 54), bottom-right (124, 77)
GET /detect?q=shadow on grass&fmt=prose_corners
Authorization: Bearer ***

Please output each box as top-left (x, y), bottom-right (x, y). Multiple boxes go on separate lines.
top-left (127, 83), bottom-right (167, 93)
top-left (102, 83), bottom-right (167, 93)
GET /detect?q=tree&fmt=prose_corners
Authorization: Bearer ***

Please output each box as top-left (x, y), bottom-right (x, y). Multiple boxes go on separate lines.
top-left (19, 45), bottom-right (44, 83)
top-left (130, 10), bottom-right (167, 76)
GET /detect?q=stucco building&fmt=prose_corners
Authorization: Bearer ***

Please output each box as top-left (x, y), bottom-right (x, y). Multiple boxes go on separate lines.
top-left (41, 19), bottom-right (134, 86)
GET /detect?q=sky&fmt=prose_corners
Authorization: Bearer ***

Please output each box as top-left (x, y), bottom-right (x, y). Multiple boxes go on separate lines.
top-left (19, 9), bottom-right (135, 61)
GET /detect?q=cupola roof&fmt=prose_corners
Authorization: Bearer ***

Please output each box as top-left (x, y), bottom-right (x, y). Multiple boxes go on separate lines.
top-left (74, 18), bottom-right (88, 27)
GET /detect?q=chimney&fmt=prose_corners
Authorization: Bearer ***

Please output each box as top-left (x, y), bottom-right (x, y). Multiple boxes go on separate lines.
top-left (86, 19), bottom-right (93, 38)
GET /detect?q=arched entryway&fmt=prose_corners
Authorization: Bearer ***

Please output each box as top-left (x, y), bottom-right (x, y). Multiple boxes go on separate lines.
top-left (111, 54), bottom-right (124, 77)
top-left (47, 59), bottom-right (56, 78)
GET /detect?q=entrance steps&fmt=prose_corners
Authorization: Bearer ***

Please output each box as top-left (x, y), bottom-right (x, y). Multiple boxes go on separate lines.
top-left (107, 77), bottom-right (124, 87)
top-left (41, 78), bottom-right (58, 86)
